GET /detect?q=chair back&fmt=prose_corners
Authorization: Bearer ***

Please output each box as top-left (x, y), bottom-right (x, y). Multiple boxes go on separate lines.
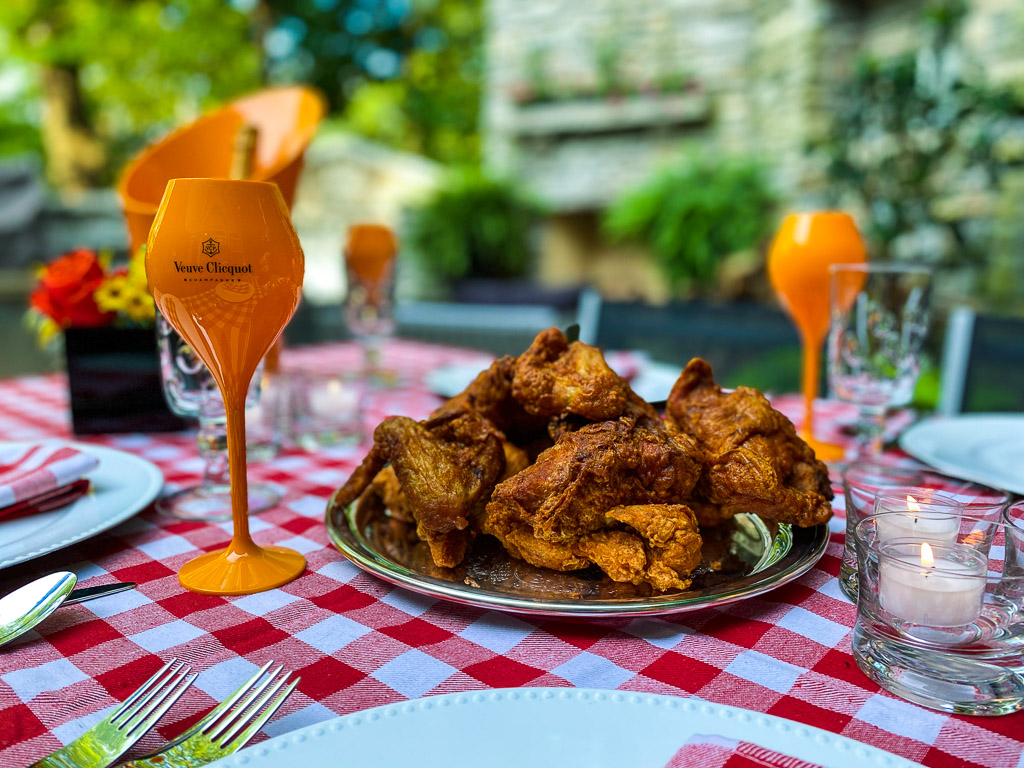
top-left (939, 307), bottom-right (1024, 414)
top-left (583, 290), bottom-right (802, 392)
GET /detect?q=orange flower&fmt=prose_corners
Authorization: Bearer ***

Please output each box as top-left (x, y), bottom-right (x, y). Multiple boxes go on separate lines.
top-left (29, 249), bottom-right (114, 328)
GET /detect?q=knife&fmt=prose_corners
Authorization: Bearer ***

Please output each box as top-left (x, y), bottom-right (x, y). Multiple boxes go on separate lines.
top-left (63, 581), bottom-right (136, 605)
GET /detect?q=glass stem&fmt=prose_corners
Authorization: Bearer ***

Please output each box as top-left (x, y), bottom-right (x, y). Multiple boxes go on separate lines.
top-left (197, 416), bottom-right (229, 490)
top-left (224, 396), bottom-right (253, 552)
top-left (363, 337), bottom-right (380, 377)
top-left (857, 405), bottom-right (887, 459)
top-left (800, 331), bottom-right (822, 438)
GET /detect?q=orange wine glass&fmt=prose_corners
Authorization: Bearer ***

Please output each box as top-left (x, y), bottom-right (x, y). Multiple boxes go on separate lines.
top-left (344, 224), bottom-right (398, 386)
top-left (147, 178), bottom-right (305, 595)
top-left (768, 212), bottom-right (867, 461)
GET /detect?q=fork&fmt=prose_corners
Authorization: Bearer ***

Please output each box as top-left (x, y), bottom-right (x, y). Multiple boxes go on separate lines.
top-left (121, 662), bottom-right (299, 768)
top-left (32, 658), bottom-right (195, 768)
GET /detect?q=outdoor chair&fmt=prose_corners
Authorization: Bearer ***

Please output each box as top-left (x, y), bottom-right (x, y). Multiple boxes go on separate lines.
top-left (938, 306), bottom-right (1024, 414)
top-left (576, 288), bottom-right (802, 393)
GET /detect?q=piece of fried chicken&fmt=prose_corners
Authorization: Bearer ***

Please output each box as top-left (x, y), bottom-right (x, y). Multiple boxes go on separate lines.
top-left (329, 412), bottom-right (505, 567)
top-left (512, 327), bottom-right (629, 421)
top-left (431, 354), bottom-right (549, 445)
top-left (665, 358), bottom-right (833, 528)
top-left (481, 417), bottom-right (704, 590)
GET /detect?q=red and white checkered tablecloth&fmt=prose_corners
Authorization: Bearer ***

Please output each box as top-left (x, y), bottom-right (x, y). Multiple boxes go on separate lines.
top-left (0, 339), bottom-right (1021, 768)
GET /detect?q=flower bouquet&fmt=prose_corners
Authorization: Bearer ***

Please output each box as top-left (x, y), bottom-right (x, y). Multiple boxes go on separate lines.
top-left (27, 248), bottom-right (154, 346)
top-left (26, 248), bottom-right (187, 435)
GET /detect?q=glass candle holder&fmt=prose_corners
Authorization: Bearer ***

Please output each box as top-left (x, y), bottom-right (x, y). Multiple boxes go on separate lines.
top-left (840, 463), bottom-right (1009, 601)
top-left (287, 371), bottom-right (366, 451)
top-left (853, 512), bottom-right (1024, 715)
top-left (1004, 500), bottom-right (1024, 533)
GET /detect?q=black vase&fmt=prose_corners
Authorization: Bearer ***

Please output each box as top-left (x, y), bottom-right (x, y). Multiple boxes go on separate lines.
top-left (64, 326), bottom-right (190, 435)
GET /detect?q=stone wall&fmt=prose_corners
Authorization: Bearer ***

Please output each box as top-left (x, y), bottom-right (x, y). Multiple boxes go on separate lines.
top-left (289, 130), bottom-right (440, 305)
top-left (484, 0), bottom-right (1024, 302)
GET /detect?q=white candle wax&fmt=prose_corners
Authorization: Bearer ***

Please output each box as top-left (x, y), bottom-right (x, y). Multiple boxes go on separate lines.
top-left (879, 551), bottom-right (985, 626)
top-left (309, 380), bottom-right (358, 415)
top-left (875, 512), bottom-right (959, 546)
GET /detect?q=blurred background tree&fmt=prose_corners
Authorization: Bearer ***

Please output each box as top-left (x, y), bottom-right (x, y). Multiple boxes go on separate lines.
top-left (0, 0), bottom-right (482, 190)
top-left (822, 0), bottom-right (1023, 273)
top-left (260, 0), bottom-right (482, 164)
top-left (0, 0), bottom-right (261, 189)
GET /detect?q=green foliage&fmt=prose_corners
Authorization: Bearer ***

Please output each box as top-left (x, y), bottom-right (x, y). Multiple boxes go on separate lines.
top-left (266, 0), bottom-right (482, 165)
top-left (603, 155), bottom-right (776, 292)
top-left (404, 169), bottom-right (546, 281)
top-left (0, 0), bottom-right (261, 179)
top-left (820, 0), bottom-right (1023, 266)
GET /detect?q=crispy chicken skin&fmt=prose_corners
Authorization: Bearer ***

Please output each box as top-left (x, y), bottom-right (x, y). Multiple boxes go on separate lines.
top-left (512, 327), bottom-right (629, 421)
top-left (665, 358), bottom-right (833, 528)
top-left (431, 355), bottom-right (548, 444)
top-left (481, 418), bottom-right (704, 589)
top-left (329, 413), bottom-right (505, 567)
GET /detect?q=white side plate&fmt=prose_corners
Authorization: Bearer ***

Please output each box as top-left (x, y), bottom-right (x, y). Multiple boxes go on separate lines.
top-left (0, 442), bottom-right (163, 570)
top-left (899, 414), bottom-right (1024, 495)
top-left (208, 689), bottom-right (922, 768)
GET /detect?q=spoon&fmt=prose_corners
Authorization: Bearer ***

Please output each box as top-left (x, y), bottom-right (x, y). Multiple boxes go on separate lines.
top-left (0, 573), bottom-right (136, 648)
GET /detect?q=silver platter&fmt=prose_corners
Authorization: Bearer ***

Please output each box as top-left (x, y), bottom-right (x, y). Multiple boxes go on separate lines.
top-left (325, 491), bottom-right (829, 617)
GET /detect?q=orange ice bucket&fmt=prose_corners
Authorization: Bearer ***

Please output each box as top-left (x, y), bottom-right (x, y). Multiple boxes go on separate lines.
top-left (118, 85), bottom-right (326, 253)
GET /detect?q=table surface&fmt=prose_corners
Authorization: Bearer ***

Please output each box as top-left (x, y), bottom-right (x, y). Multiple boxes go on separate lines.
top-left (0, 339), bottom-right (1021, 768)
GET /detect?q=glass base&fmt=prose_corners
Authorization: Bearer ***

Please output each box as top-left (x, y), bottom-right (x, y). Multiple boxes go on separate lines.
top-left (838, 562), bottom-right (858, 602)
top-left (178, 544), bottom-right (305, 595)
top-left (799, 430), bottom-right (846, 462)
top-left (156, 483), bottom-right (281, 521)
top-left (853, 622), bottom-right (1024, 716)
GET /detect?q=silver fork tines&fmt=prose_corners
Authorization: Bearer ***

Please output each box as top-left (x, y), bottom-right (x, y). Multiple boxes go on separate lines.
top-left (31, 658), bottom-right (194, 768)
top-left (126, 663), bottom-right (299, 768)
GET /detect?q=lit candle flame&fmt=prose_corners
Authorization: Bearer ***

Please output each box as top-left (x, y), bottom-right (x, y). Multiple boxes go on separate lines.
top-left (920, 541), bottom-right (935, 568)
top-left (906, 495), bottom-right (921, 513)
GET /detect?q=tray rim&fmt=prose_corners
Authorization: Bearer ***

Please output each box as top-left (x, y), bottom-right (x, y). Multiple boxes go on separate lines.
top-left (325, 490), bottom-right (829, 617)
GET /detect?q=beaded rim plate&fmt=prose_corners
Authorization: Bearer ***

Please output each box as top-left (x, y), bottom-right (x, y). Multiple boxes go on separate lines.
top-left (325, 491), bottom-right (828, 617)
top-left (206, 689), bottom-right (922, 768)
top-left (0, 442), bottom-right (163, 570)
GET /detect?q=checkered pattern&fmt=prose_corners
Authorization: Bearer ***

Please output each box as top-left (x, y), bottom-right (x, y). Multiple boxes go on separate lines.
top-left (0, 339), bottom-right (1020, 768)
top-left (664, 734), bottom-right (823, 768)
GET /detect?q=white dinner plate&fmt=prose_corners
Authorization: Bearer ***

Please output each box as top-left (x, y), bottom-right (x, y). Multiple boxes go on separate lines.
top-left (208, 689), bottom-right (921, 768)
top-left (0, 442), bottom-right (163, 570)
top-left (899, 414), bottom-right (1024, 495)
top-left (426, 358), bottom-right (681, 404)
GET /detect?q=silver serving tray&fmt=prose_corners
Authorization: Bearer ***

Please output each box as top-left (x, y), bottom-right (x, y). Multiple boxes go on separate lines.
top-left (325, 491), bottom-right (829, 617)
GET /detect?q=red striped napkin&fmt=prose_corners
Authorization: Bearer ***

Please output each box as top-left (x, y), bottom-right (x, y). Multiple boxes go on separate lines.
top-left (0, 443), bottom-right (98, 522)
top-left (664, 734), bottom-right (822, 768)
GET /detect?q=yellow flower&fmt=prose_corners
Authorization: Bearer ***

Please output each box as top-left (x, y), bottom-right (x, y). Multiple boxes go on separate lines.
top-left (122, 290), bottom-right (155, 324)
top-left (94, 275), bottom-right (130, 315)
top-left (127, 248), bottom-right (149, 288)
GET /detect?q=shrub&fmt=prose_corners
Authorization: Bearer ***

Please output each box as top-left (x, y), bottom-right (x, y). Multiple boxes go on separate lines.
top-left (404, 169), bottom-right (546, 281)
top-left (603, 154), bottom-right (776, 292)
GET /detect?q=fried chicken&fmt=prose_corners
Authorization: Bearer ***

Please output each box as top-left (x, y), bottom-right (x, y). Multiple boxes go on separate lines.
top-left (329, 412), bottom-right (505, 566)
top-left (666, 357), bottom-right (833, 528)
top-left (512, 327), bottom-right (628, 421)
top-left (481, 417), bottom-right (704, 590)
top-left (431, 355), bottom-right (548, 444)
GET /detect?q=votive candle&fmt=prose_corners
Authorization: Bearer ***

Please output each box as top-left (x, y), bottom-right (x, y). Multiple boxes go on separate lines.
top-left (875, 495), bottom-right (959, 546)
top-left (879, 542), bottom-right (985, 626)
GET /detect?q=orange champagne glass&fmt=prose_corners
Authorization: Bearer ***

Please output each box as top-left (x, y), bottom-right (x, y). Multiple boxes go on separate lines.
top-left (146, 178), bottom-right (305, 594)
top-left (344, 224), bottom-right (398, 386)
top-left (768, 212), bottom-right (867, 461)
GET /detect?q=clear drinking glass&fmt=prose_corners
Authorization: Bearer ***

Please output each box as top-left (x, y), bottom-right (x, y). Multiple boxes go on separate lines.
top-left (156, 312), bottom-right (282, 521)
top-left (828, 263), bottom-right (931, 459)
top-left (853, 512), bottom-right (1024, 715)
top-left (343, 224), bottom-right (397, 387)
top-left (840, 463), bottom-right (1010, 602)
top-left (287, 370), bottom-right (365, 451)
